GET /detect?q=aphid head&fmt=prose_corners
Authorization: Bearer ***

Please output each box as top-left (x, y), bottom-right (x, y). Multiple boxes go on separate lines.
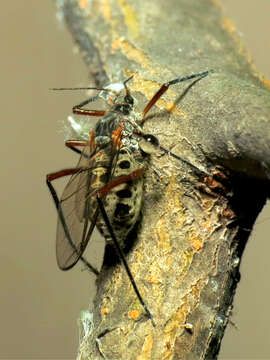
top-left (99, 76), bottom-right (135, 114)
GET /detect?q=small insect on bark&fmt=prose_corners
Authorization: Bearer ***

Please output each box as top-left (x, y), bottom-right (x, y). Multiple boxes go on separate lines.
top-left (46, 70), bottom-right (213, 325)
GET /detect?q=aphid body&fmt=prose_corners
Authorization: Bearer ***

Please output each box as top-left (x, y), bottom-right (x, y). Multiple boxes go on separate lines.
top-left (47, 70), bottom-right (212, 322)
top-left (86, 82), bottom-right (146, 248)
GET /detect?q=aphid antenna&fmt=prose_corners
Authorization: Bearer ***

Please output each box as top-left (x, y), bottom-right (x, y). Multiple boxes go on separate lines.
top-left (123, 75), bottom-right (134, 99)
top-left (137, 132), bottom-right (212, 176)
top-left (123, 75), bottom-right (134, 86)
top-left (50, 86), bottom-right (120, 112)
top-left (50, 86), bottom-right (118, 94)
top-left (158, 143), bottom-right (212, 176)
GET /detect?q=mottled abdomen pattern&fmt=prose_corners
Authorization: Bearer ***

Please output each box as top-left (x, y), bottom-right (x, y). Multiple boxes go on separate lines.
top-left (95, 147), bottom-right (144, 248)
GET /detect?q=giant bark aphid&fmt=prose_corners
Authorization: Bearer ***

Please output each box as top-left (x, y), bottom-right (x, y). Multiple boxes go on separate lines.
top-left (46, 70), bottom-right (213, 324)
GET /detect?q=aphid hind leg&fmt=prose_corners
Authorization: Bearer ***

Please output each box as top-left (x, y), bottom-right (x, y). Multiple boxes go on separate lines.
top-left (96, 168), bottom-right (155, 325)
top-left (98, 168), bottom-right (144, 198)
top-left (96, 196), bottom-right (155, 326)
top-left (46, 169), bottom-right (99, 275)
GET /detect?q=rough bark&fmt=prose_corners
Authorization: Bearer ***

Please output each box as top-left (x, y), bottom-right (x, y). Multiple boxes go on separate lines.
top-left (56, 0), bottom-right (270, 358)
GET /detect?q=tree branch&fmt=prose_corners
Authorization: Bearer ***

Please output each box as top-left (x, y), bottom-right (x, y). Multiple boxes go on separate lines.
top-left (56, 0), bottom-right (270, 358)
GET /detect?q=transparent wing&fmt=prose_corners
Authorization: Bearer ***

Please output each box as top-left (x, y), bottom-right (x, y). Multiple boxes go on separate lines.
top-left (56, 146), bottom-right (99, 270)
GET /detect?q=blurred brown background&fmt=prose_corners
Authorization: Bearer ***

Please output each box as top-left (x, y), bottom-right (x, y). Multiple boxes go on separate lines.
top-left (1, 1), bottom-right (269, 359)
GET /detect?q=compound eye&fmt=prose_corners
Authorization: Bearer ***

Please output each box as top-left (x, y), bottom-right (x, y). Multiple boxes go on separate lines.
top-left (139, 134), bottom-right (160, 154)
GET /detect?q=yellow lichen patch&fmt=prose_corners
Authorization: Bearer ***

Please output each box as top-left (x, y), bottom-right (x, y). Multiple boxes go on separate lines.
top-left (117, 0), bottom-right (139, 39)
top-left (111, 38), bottom-right (154, 72)
top-left (100, 294), bottom-right (112, 313)
top-left (146, 262), bottom-right (163, 288)
top-left (166, 176), bottom-right (187, 225)
top-left (166, 101), bottom-right (177, 113)
top-left (136, 334), bottom-right (153, 360)
top-left (222, 16), bottom-right (236, 35)
top-left (189, 277), bottom-right (208, 306)
top-left (164, 305), bottom-right (187, 333)
top-left (131, 247), bottom-right (143, 266)
top-left (164, 102), bottom-right (186, 117)
top-left (161, 279), bottom-right (209, 357)
top-left (146, 274), bottom-right (161, 284)
top-left (262, 77), bottom-right (270, 90)
top-left (189, 232), bottom-right (203, 251)
top-left (128, 309), bottom-right (141, 320)
top-left (99, 0), bottom-right (111, 21)
top-left (100, 308), bottom-right (109, 315)
top-left (182, 248), bottom-right (195, 272)
top-left (165, 254), bottom-right (173, 269)
top-left (156, 217), bottom-right (171, 252)
top-left (155, 177), bottom-right (186, 253)
top-left (161, 304), bottom-right (189, 358)
top-left (165, 175), bottom-right (180, 207)
top-left (78, 0), bottom-right (89, 10)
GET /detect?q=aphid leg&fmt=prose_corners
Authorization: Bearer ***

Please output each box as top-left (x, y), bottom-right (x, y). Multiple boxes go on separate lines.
top-left (71, 92), bottom-right (106, 117)
top-left (138, 70), bottom-right (213, 175)
top-left (65, 131), bottom-right (96, 159)
top-left (98, 168), bottom-right (144, 198)
top-left (97, 167), bottom-right (154, 324)
top-left (73, 108), bottom-right (106, 117)
top-left (96, 195), bottom-right (155, 327)
top-left (65, 140), bottom-right (89, 156)
top-left (72, 84), bottom-right (127, 116)
top-left (142, 70), bottom-right (213, 118)
top-left (46, 169), bottom-right (99, 275)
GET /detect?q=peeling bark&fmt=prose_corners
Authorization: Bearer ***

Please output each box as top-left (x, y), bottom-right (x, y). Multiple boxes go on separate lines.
top-left (56, 0), bottom-right (270, 358)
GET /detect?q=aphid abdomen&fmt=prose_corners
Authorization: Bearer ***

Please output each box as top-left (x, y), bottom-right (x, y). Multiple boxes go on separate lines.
top-left (96, 148), bottom-right (144, 248)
